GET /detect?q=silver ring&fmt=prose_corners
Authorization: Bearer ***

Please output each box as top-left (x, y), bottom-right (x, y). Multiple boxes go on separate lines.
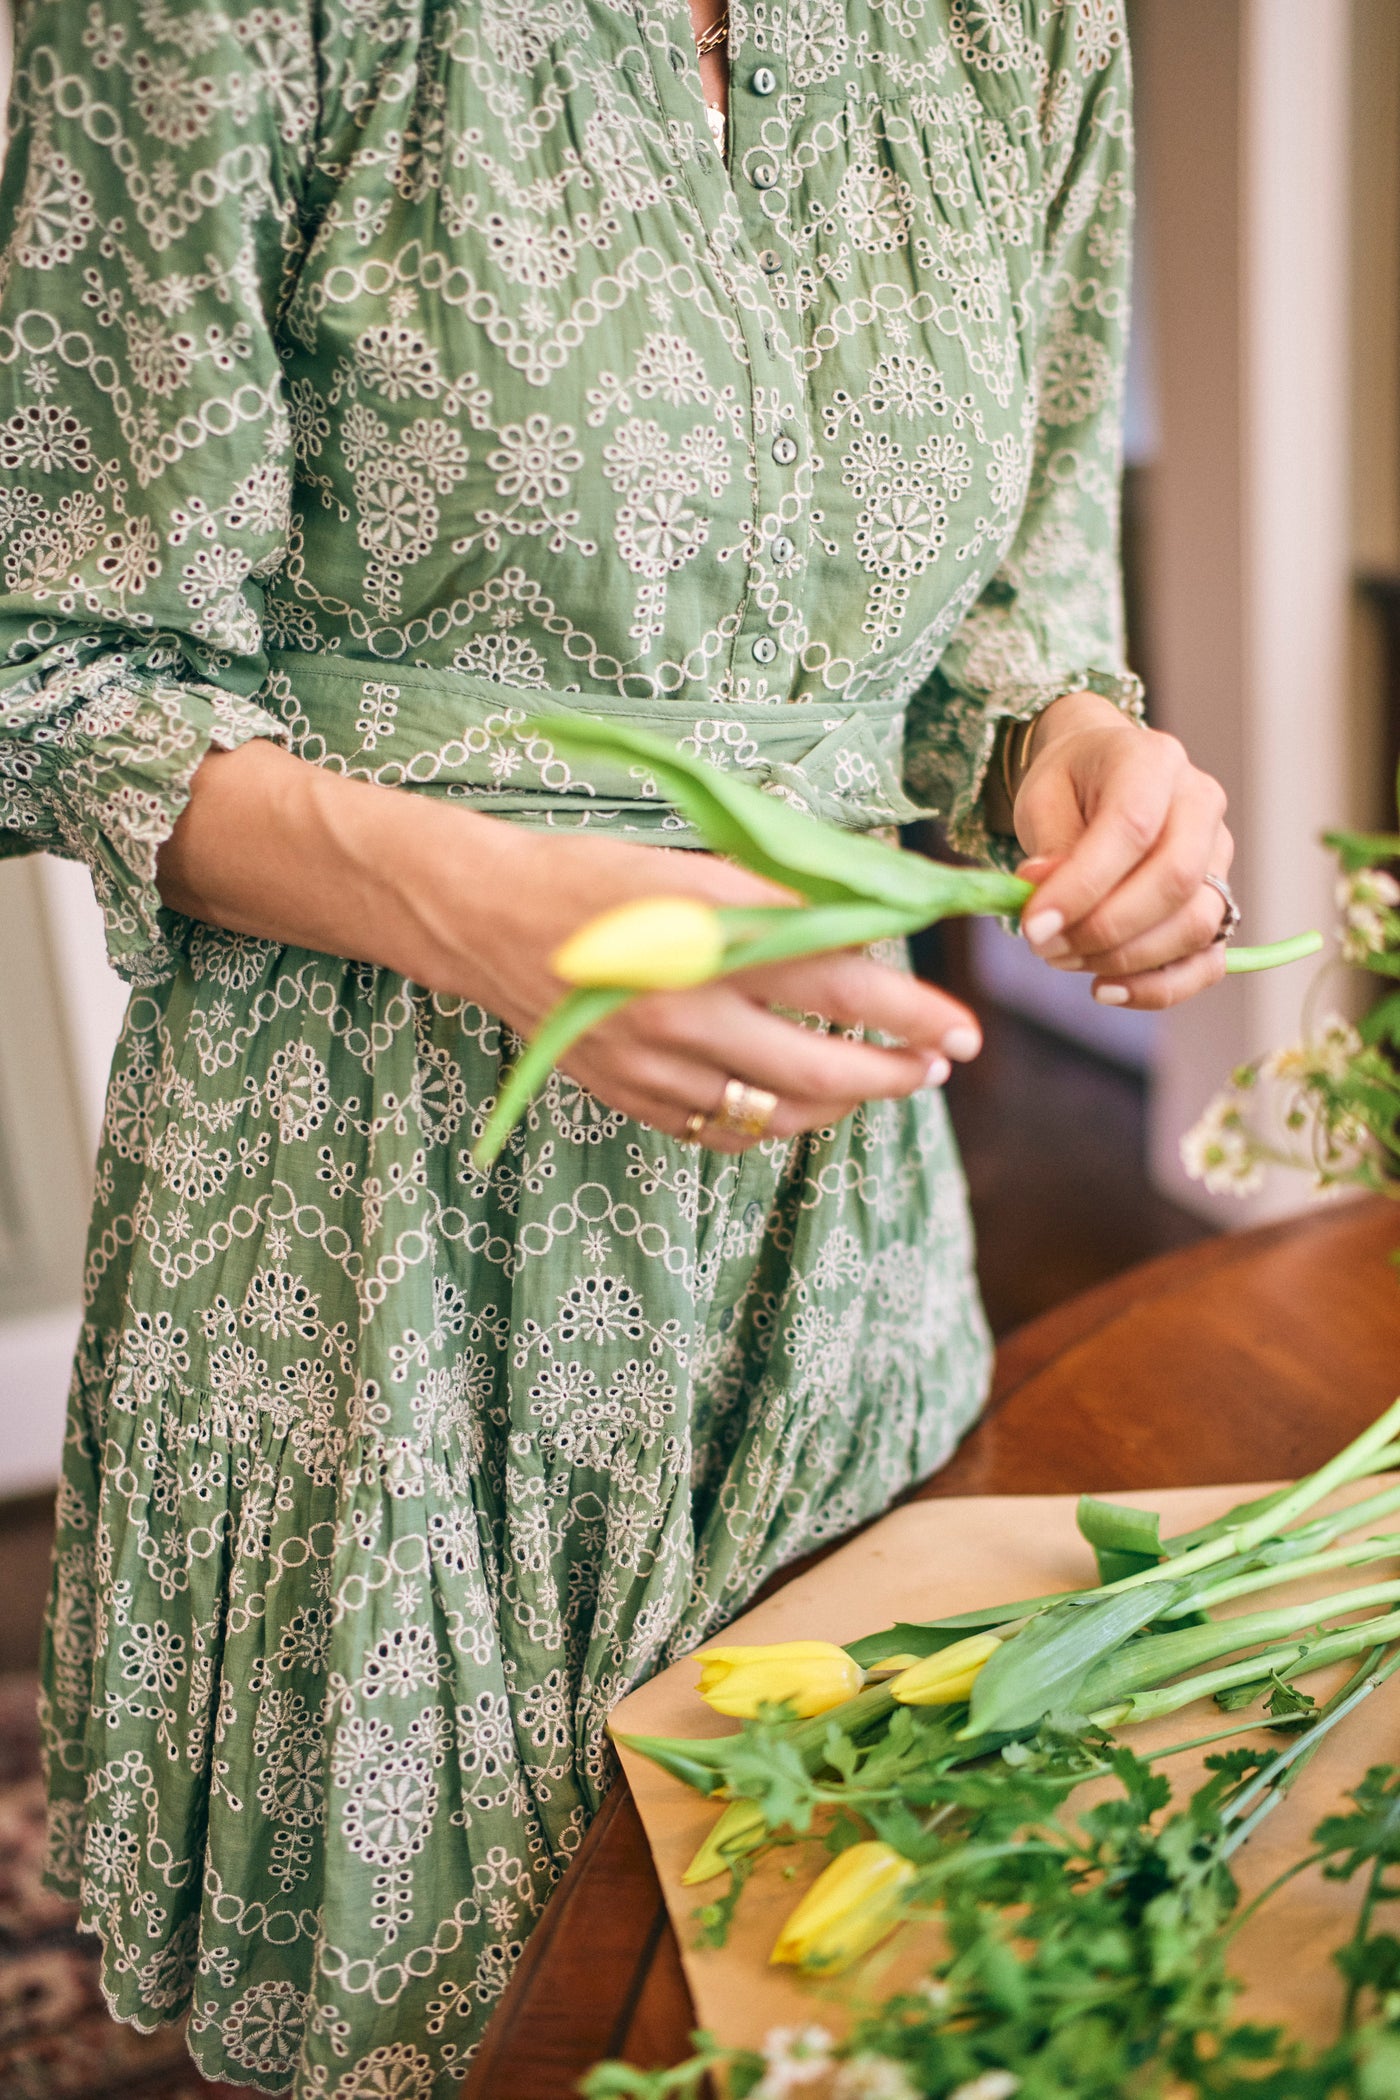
top-left (1204, 872), bottom-right (1242, 944)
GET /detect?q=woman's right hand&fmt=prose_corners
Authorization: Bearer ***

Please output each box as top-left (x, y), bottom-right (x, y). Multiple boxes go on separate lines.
top-left (158, 740), bottom-right (984, 1151)
top-left (445, 829), bottom-right (983, 1151)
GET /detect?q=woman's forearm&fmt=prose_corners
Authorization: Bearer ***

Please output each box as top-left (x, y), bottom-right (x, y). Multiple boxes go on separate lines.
top-left (154, 739), bottom-right (534, 984)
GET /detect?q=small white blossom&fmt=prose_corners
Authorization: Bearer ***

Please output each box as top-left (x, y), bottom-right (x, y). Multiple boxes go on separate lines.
top-left (1338, 866), bottom-right (1400, 909)
top-left (754, 2025), bottom-right (836, 2096)
top-left (1179, 1094), bottom-right (1265, 1196)
top-left (948, 2075), bottom-right (1019, 2100)
top-left (1263, 1014), bottom-right (1363, 1086)
top-left (1337, 868), bottom-right (1399, 962)
top-left (832, 2053), bottom-right (921, 2099)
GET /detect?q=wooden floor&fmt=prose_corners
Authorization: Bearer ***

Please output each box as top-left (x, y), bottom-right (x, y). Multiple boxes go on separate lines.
top-left (0, 1003), bottom-right (1211, 1677)
top-left (946, 1002), bottom-right (1209, 1338)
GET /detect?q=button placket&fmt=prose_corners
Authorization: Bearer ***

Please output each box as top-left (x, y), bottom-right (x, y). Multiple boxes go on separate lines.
top-left (675, 10), bottom-right (802, 689)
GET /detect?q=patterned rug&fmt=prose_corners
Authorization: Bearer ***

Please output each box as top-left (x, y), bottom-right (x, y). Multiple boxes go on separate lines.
top-left (0, 1672), bottom-right (254, 2100)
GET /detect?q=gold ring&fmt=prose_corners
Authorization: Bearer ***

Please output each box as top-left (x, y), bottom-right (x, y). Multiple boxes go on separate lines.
top-left (682, 1109), bottom-right (708, 1144)
top-left (712, 1076), bottom-right (779, 1140)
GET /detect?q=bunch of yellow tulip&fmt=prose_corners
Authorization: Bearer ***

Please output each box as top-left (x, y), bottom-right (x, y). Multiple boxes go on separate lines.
top-left (614, 1396), bottom-right (1400, 1978)
top-left (675, 1632), bottom-right (1006, 1968)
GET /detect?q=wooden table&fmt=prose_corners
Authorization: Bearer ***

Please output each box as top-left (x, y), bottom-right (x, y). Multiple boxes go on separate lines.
top-left (462, 1197), bottom-right (1400, 2098)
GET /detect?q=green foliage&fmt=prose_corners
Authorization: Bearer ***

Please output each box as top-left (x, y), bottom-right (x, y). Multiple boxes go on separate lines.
top-left (1315, 1767), bottom-right (1400, 1884)
top-left (1077, 1494), bottom-right (1167, 1583)
top-left (601, 1417), bottom-right (1400, 2098)
top-left (964, 1581), bottom-right (1179, 1738)
top-left (595, 1722), bottom-right (1400, 2099)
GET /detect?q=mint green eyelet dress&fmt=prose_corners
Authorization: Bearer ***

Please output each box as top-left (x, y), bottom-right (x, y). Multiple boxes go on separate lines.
top-left (0, 3), bottom-right (1141, 2092)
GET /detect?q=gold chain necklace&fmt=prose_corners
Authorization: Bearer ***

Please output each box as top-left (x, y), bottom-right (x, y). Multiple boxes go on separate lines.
top-left (694, 8), bottom-right (730, 57)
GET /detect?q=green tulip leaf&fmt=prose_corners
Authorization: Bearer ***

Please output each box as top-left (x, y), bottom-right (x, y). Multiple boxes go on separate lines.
top-left (962, 1581), bottom-right (1180, 1740)
top-left (527, 712), bottom-right (1031, 919)
top-left (1077, 1496), bottom-right (1167, 1584)
top-left (714, 901), bottom-right (928, 970)
top-left (473, 984), bottom-right (632, 1168)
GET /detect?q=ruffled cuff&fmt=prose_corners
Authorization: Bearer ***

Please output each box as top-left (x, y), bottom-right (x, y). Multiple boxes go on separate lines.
top-left (1, 655), bottom-right (290, 986)
top-left (919, 666), bottom-right (1146, 875)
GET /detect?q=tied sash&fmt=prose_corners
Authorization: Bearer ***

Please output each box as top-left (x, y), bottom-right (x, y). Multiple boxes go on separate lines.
top-left (261, 651), bottom-right (925, 839)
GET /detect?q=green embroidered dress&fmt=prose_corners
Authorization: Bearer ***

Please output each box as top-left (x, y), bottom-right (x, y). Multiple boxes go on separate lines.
top-left (0, 2), bottom-right (1140, 2091)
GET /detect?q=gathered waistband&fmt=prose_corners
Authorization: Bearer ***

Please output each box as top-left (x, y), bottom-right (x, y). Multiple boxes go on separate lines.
top-left (260, 651), bottom-right (924, 838)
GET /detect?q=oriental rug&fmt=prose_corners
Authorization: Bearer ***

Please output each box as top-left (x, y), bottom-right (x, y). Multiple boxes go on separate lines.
top-left (0, 1671), bottom-right (254, 2100)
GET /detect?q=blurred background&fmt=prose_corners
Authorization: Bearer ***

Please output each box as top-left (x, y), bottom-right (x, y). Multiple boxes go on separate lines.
top-left (0, 0), bottom-right (1398, 1603)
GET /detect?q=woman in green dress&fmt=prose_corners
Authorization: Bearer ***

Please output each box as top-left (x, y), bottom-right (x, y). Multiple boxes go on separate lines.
top-left (0, 1), bottom-right (1233, 2092)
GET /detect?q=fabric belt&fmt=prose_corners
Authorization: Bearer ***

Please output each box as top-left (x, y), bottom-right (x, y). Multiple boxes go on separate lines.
top-left (261, 650), bottom-right (925, 838)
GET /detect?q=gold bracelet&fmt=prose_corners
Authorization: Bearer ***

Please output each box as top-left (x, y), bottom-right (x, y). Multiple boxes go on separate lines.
top-left (999, 714), bottom-right (1040, 807)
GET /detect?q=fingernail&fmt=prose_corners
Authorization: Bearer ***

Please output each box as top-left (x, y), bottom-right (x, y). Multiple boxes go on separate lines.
top-left (922, 1055), bottom-right (952, 1088)
top-left (941, 1025), bottom-right (982, 1062)
top-left (1023, 909), bottom-right (1065, 948)
top-left (1038, 935), bottom-right (1071, 961)
top-left (1094, 984), bottom-right (1130, 1006)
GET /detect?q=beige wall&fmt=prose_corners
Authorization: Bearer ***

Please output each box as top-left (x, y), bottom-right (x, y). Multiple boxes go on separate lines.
top-left (1136, 0), bottom-right (1385, 1224)
top-left (0, 0), bottom-right (128, 1493)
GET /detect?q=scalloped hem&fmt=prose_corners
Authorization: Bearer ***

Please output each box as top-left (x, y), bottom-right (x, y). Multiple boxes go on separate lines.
top-left (45, 1873), bottom-right (298, 2097)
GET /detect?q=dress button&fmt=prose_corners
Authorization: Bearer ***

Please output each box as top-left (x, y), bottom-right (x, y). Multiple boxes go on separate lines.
top-left (752, 65), bottom-right (778, 94)
top-left (757, 248), bottom-right (783, 274)
top-left (751, 162), bottom-right (779, 189)
top-left (771, 533), bottom-right (795, 564)
top-left (751, 634), bottom-right (778, 663)
top-left (772, 434), bottom-right (798, 465)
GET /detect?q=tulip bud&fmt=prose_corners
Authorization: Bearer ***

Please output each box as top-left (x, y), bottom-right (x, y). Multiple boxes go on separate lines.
top-left (888, 1633), bottom-right (1002, 1706)
top-left (551, 896), bottom-right (725, 989)
top-left (681, 1796), bottom-right (769, 1885)
top-left (770, 1841), bottom-right (916, 1972)
top-left (696, 1639), bottom-right (865, 1720)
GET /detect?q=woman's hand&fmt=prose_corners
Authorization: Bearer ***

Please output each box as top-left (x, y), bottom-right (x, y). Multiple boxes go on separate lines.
top-left (428, 829), bottom-right (984, 1153)
top-left (1009, 692), bottom-right (1234, 1009)
top-left (158, 740), bottom-right (985, 1153)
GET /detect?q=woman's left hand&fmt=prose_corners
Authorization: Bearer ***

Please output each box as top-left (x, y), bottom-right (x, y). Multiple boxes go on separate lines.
top-left (1009, 690), bottom-right (1234, 1009)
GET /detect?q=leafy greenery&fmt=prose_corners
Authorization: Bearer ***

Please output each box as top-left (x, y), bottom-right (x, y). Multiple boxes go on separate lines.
top-left (593, 1408), bottom-right (1400, 2098)
top-left (585, 1694), bottom-right (1400, 2099)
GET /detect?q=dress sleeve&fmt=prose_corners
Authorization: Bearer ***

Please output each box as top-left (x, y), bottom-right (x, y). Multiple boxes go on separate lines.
top-left (904, 16), bottom-right (1144, 871)
top-left (0, 0), bottom-right (315, 984)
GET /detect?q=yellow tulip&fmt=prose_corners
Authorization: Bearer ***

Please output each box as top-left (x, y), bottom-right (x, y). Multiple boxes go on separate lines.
top-left (551, 896), bottom-right (725, 989)
top-left (888, 1633), bottom-right (1002, 1706)
top-left (770, 1840), bottom-right (916, 1972)
top-left (696, 1639), bottom-right (864, 1720)
top-left (681, 1796), bottom-right (769, 1885)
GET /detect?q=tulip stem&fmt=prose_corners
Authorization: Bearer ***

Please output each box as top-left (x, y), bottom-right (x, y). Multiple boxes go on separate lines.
top-left (1224, 930), bottom-right (1325, 973)
top-left (1092, 1607), bottom-right (1400, 1726)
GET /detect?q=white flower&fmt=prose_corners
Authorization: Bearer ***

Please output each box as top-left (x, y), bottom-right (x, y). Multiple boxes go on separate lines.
top-left (1179, 1094), bottom-right (1265, 1197)
top-left (1337, 868), bottom-right (1399, 962)
top-left (948, 2076), bottom-right (1019, 2100)
top-left (1338, 867), bottom-right (1400, 909)
top-left (754, 2025), bottom-right (836, 2096)
top-left (832, 2054), bottom-right (921, 2099)
top-left (1263, 1014), bottom-right (1362, 1086)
